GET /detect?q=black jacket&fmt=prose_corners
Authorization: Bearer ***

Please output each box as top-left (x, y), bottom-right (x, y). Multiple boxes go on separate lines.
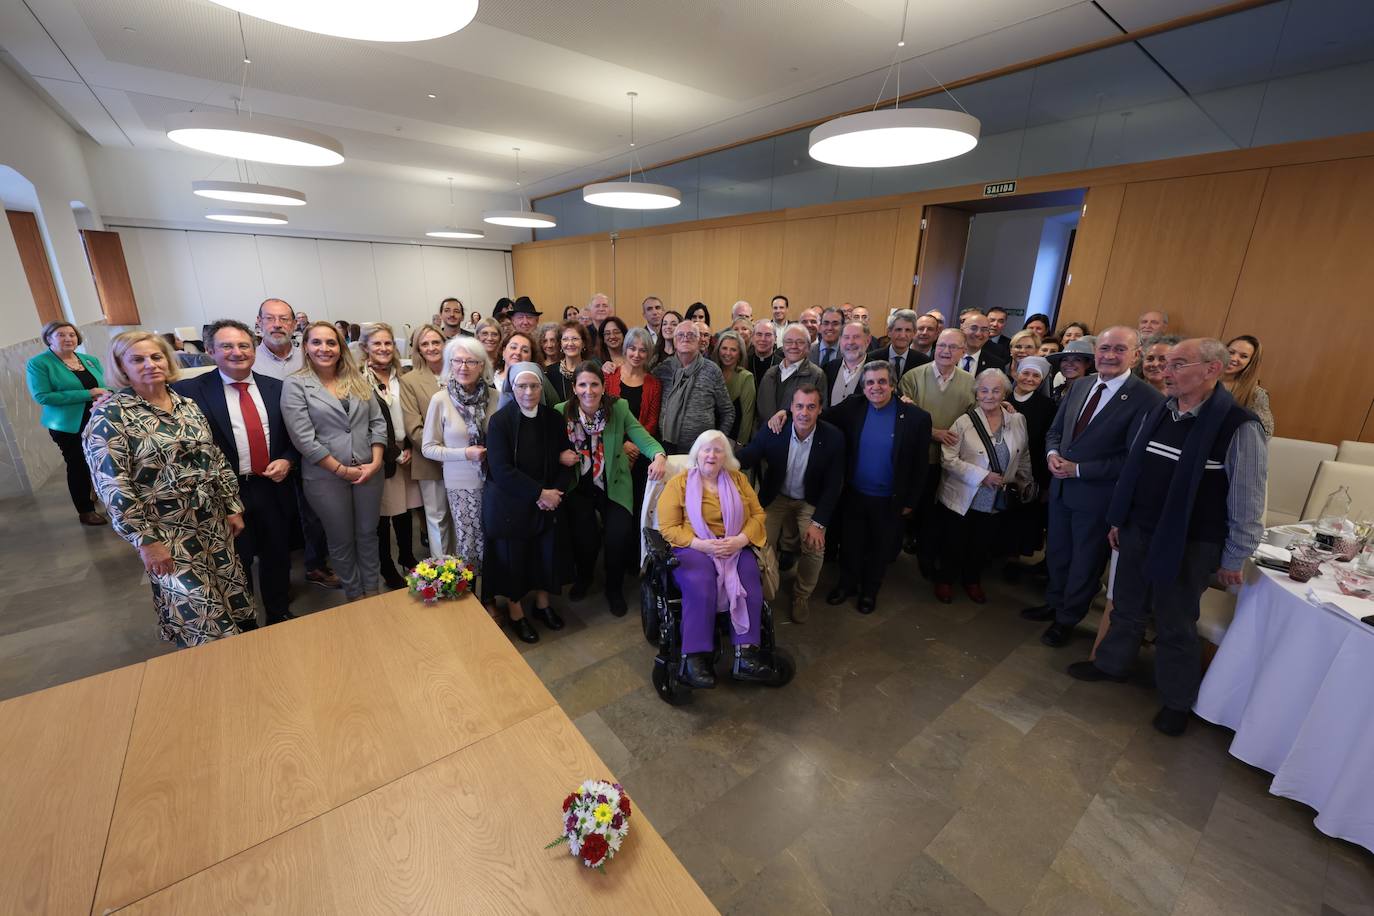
top-left (171, 370), bottom-right (299, 471)
top-left (865, 345), bottom-right (930, 382)
top-left (482, 402), bottom-right (575, 538)
top-left (822, 394), bottom-right (932, 512)
top-left (736, 419), bottom-right (846, 528)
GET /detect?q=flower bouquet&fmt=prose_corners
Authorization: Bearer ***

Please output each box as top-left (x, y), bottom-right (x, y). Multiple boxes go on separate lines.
top-left (406, 555), bottom-right (475, 604)
top-left (545, 779), bottom-right (633, 871)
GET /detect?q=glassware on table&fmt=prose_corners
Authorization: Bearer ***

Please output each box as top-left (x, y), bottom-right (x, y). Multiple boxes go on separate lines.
top-left (1314, 485), bottom-right (1354, 552)
top-left (1288, 543), bottom-right (1322, 583)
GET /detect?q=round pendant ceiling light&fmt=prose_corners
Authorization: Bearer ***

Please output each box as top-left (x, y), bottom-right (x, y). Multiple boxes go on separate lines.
top-left (192, 179), bottom-right (307, 206)
top-left (582, 92), bottom-right (681, 210)
top-left (167, 112), bottom-right (344, 167)
top-left (205, 208), bottom-right (289, 225)
top-left (426, 227), bottom-right (486, 239)
top-left (207, 0), bottom-right (479, 42)
top-left (482, 148), bottom-right (557, 229)
top-left (808, 108), bottom-right (980, 168)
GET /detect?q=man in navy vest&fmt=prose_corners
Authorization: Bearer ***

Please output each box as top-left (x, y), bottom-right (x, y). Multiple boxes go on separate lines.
top-left (173, 319), bottom-right (300, 625)
top-left (1023, 327), bottom-right (1164, 645)
top-left (1069, 338), bottom-right (1266, 736)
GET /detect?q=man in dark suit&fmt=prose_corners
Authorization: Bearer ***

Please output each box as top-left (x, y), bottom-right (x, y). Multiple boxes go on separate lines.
top-left (1022, 327), bottom-right (1165, 646)
top-left (808, 307), bottom-right (845, 368)
top-left (822, 360), bottom-right (932, 613)
top-left (173, 319), bottom-right (300, 625)
top-left (737, 384), bottom-right (845, 623)
top-left (984, 307), bottom-right (1012, 361)
top-left (956, 309), bottom-right (1009, 377)
top-left (867, 308), bottom-right (930, 383)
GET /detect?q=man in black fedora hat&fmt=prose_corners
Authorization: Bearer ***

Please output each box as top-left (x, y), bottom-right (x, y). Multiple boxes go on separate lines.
top-left (510, 296), bottom-right (542, 335)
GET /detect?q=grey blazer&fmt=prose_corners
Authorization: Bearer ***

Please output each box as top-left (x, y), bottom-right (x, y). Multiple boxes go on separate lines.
top-left (281, 372), bottom-right (388, 481)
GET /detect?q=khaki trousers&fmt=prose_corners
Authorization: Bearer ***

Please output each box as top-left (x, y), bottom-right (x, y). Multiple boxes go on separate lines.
top-left (764, 495), bottom-right (823, 600)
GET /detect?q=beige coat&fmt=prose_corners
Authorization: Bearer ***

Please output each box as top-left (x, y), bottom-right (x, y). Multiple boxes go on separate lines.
top-left (938, 408), bottom-right (1033, 516)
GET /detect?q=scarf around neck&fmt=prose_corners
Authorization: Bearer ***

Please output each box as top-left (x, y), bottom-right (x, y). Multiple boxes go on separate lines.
top-left (448, 377), bottom-right (490, 476)
top-left (568, 403), bottom-right (608, 489)
top-left (684, 467), bottom-right (751, 635)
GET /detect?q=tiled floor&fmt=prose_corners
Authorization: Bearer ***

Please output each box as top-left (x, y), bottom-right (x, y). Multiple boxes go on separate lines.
top-left (3, 477), bottom-right (1371, 915)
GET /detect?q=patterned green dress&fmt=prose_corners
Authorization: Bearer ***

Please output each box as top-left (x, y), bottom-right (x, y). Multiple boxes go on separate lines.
top-left (83, 388), bottom-right (254, 646)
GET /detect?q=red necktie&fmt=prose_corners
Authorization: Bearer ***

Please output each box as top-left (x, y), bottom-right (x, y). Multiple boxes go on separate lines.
top-left (231, 382), bottom-right (270, 475)
top-left (1073, 382), bottom-right (1107, 440)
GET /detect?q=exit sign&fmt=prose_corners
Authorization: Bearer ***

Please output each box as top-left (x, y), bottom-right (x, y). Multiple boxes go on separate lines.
top-left (983, 181), bottom-right (1017, 197)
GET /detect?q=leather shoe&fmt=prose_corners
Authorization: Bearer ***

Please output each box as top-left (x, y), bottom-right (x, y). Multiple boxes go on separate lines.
top-left (681, 654), bottom-right (716, 689)
top-left (826, 585), bottom-right (853, 606)
top-left (306, 568), bottom-right (342, 590)
top-left (511, 616), bottom-right (540, 643)
top-left (382, 569), bottom-right (406, 590)
top-left (1041, 622), bottom-right (1073, 647)
top-left (902, 536), bottom-right (920, 555)
top-left (568, 582), bottom-right (589, 602)
top-left (78, 511), bottom-right (107, 526)
top-left (964, 584), bottom-right (987, 604)
top-left (1020, 604), bottom-right (1055, 621)
top-left (933, 583), bottom-right (953, 604)
top-left (535, 605), bottom-right (565, 630)
top-left (732, 646), bottom-right (777, 682)
top-left (1066, 660), bottom-right (1127, 682)
top-left (1152, 706), bottom-right (1189, 736)
top-left (606, 588), bottom-right (628, 617)
top-left (266, 609), bottom-right (298, 625)
top-left (857, 596), bottom-right (877, 615)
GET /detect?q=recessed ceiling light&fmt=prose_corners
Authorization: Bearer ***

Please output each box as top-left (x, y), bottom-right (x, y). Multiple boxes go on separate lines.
top-left (205, 208), bottom-right (288, 225)
top-left (192, 179), bottom-right (307, 206)
top-left (427, 93), bottom-right (437, 99)
top-left (166, 112), bottom-right (344, 167)
top-left (207, 0), bottom-right (480, 42)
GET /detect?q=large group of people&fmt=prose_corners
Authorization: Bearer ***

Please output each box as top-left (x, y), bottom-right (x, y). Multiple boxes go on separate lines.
top-left (28, 292), bottom-right (1271, 734)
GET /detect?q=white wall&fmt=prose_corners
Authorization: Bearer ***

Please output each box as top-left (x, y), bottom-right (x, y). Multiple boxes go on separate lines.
top-left (957, 205), bottom-right (1079, 330)
top-left (117, 227), bottom-right (513, 341)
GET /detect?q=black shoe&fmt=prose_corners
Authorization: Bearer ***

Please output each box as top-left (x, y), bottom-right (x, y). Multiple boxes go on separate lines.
top-left (511, 616), bottom-right (540, 643)
top-left (1152, 706), bottom-right (1189, 737)
top-left (568, 582), bottom-right (590, 602)
top-left (857, 596), bottom-right (877, 615)
top-left (606, 588), bottom-right (628, 617)
top-left (732, 646), bottom-right (777, 682)
top-left (1020, 604), bottom-right (1055, 621)
top-left (1041, 622), bottom-right (1073, 647)
top-left (235, 617), bottom-right (260, 633)
top-left (266, 609), bottom-right (298, 625)
top-left (826, 585), bottom-right (853, 606)
top-left (902, 536), bottom-right (920, 556)
top-left (917, 557), bottom-right (935, 580)
top-left (1066, 660), bottom-right (1127, 682)
top-left (382, 570), bottom-right (406, 590)
top-left (778, 551), bottom-right (797, 572)
top-left (535, 605), bottom-right (565, 630)
top-left (682, 654), bottom-right (716, 689)
top-left (399, 557), bottom-right (419, 572)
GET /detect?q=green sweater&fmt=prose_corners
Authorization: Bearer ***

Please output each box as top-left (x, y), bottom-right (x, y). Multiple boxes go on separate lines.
top-left (900, 363), bottom-right (976, 463)
top-left (554, 396), bottom-right (665, 515)
top-left (26, 349), bottom-right (107, 433)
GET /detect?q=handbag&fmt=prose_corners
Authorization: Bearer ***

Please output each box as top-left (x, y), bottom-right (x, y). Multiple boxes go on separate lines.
top-left (755, 543), bottom-right (779, 602)
top-left (965, 407), bottom-right (1012, 512)
top-left (375, 388), bottom-right (401, 479)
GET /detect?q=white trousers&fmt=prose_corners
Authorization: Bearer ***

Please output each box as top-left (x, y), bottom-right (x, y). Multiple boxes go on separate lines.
top-left (417, 478), bottom-right (455, 558)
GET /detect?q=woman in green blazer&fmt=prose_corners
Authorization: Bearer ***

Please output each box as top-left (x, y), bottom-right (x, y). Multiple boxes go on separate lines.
top-left (556, 360), bottom-right (666, 616)
top-left (25, 320), bottom-right (110, 525)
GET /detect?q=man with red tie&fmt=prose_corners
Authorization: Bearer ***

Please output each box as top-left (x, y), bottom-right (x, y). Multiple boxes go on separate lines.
top-left (174, 319), bottom-right (300, 625)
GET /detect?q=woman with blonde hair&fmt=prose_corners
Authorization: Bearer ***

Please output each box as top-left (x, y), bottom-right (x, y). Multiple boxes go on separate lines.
top-left (282, 321), bottom-right (387, 600)
top-left (361, 322), bottom-right (422, 587)
top-left (83, 330), bottom-right (254, 645)
top-left (1222, 334), bottom-right (1274, 438)
top-left (1006, 329), bottom-right (1041, 376)
top-left (712, 330), bottom-right (756, 445)
top-left (399, 323), bottom-right (455, 556)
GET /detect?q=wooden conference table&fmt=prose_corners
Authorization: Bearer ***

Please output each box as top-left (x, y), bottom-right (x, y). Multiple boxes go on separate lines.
top-left (0, 592), bottom-right (714, 915)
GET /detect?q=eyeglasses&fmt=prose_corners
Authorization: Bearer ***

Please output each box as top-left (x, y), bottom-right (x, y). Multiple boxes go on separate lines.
top-left (963, 325), bottom-right (993, 335)
top-left (450, 358), bottom-right (483, 368)
top-left (1164, 360), bottom-right (1205, 372)
top-left (934, 343), bottom-right (964, 352)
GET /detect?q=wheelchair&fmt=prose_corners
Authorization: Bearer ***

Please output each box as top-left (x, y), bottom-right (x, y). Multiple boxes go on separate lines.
top-left (637, 456), bottom-right (795, 706)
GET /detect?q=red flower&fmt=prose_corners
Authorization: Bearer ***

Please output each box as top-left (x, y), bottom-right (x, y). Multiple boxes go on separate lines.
top-left (581, 833), bottom-right (609, 865)
top-left (611, 813), bottom-right (623, 830)
top-left (421, 586), bottom-right (437, 600)
top-left (562, 793), bottom-right (577, 813)
top-left (618, 795), bottom-right (632, 818)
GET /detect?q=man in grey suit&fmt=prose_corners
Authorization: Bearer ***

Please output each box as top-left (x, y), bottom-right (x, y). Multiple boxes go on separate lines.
top-left (1022, 327), bottom-right (1164, 646)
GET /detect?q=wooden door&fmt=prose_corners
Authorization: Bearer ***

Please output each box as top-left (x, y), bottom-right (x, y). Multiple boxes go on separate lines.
top-left (5, 210), bottom-right (64, 325)
top-left (80, 230), bottom-right (141, 325)
top-left (912, 205), bottom-right (971, 324)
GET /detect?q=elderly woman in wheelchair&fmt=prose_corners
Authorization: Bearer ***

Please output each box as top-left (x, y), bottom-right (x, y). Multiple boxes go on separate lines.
top-left (653, 429), bottom-right (780, 689)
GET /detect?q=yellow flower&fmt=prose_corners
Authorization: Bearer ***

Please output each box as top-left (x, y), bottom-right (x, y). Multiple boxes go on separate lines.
top-left (439, 571), bottom-right (455, 583)
top-left (462, 569), bottom-right (474, 581)
top-left (594, 803), bottom-right (613, 825)
top-left (416, 562), bottom-right (435, 577)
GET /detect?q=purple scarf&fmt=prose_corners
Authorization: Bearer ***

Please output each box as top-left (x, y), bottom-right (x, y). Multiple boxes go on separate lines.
top-left (685, 468), bottom-right (751, 635)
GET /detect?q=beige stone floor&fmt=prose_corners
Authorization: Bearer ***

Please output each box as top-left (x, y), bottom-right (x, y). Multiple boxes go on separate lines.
top-left (2, 476), bottom-right (1371, 915)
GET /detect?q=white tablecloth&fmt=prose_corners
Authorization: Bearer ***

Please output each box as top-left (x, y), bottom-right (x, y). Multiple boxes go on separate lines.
top-left (1195, 567), bottom-right (1374, 853)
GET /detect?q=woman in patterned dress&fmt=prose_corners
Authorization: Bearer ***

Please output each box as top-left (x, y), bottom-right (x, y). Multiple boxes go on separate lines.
top-left (83, 330), bottom-right (254, 646)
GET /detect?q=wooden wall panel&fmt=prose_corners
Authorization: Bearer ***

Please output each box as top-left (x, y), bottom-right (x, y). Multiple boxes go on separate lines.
top-left (1095, 172), bottom-right (1268, 337)
top-left (80, 229), bottom-right (141, 325)
top-left (512, 240), bottom-right (613, 318)
top-left (828, 209), bottom-right (899, 312)
top-left (511, 245), bottom-right (555, 313)
top-left (1057, 184), bottom-right (1124, 329)
top-left (669, 230), bottom-right (706, 311)
top-left (887, 205), bottom-right (923, 313)
top-left (701, 227), bottom-right (742, 315)
top-left (6, 210), bottom-right (64, 325)
top-left (912, 206), bottom-right (972, 324)
top-left (1225, 157), bottom-right (1374, 444)
top-left (736, 223), bottom-right (785, 318)
top-left (780, 217), bottom-right (836, 314)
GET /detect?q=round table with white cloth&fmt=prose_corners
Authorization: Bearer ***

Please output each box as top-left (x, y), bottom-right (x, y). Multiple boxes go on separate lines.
top-left (1194, 564), bottom-right (1374, 854)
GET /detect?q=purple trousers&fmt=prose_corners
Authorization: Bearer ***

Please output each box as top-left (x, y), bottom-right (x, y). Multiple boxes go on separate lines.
top-left (673, 546), bottom-right (763, 654)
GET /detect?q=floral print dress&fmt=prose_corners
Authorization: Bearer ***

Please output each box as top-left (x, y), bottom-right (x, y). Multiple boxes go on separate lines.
top-left (83, 388), bottom-right (254, 646)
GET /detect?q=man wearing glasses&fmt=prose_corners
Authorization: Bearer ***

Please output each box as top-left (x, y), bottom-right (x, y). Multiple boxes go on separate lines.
top-left (1023, 327), bottom-right (1162, 647)
top-left (956, 309), bottom-right (1009, 377)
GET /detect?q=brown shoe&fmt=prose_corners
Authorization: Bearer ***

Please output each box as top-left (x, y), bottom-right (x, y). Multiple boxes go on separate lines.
top-left (790, 595), bottom-right (810, 624)
top-left (78, 511), bottom-right (107, 526)
top-left (933, 583), bottom-right (953, 604)
top-left (964, 584), bottom-right (987, 604)
top-left (306, 568), bottom-right (342, 589)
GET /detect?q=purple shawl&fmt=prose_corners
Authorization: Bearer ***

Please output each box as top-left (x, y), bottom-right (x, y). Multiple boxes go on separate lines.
top-left (685, 468), bottom-right (750, 635)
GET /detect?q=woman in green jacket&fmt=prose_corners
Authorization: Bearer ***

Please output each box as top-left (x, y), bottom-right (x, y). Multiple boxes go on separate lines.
top-left (25, 320), bottom-right (110, 525)
top-left (557, 361), bottom-right (666, 616)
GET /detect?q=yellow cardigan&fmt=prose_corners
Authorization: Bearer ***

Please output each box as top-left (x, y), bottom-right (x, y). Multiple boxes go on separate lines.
top-left (657, 468), bottom-right (767, 549)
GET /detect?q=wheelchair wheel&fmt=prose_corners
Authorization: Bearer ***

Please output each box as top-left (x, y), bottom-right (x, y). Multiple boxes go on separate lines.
top-left (652, 657), bottom-right (690, 705)
top-left (640, 576), bottom-right (660, 646)
top-left (767, 647), bottom-right (796, 688)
